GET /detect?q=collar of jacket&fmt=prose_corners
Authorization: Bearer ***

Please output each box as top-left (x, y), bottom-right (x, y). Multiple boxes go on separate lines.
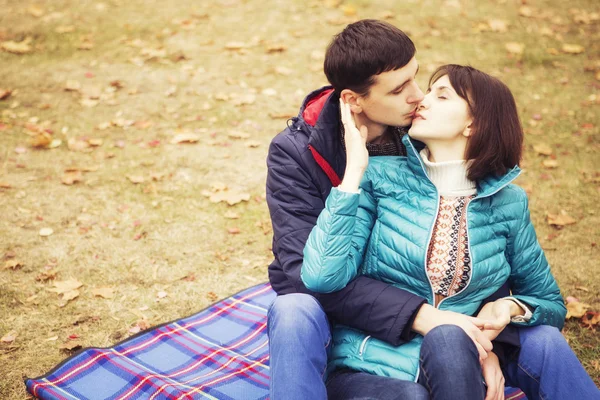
top-left (294, 86), bottom-right (346, 183)
top-left (402, 134), bottom-right (522, 198)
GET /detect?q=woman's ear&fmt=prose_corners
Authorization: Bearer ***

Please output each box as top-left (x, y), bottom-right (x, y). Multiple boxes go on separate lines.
top-left (340, 89), bottom-right (363, 114)
top-left (462, 121), bottom-right (473, 138)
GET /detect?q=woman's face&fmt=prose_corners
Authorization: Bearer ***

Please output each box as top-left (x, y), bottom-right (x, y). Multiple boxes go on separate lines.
top-left (408, 75), bottom-right (472, 144)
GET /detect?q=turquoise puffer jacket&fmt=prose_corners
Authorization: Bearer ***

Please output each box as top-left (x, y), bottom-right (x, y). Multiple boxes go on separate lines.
top-left (301, 135), bottom-right (566, 381)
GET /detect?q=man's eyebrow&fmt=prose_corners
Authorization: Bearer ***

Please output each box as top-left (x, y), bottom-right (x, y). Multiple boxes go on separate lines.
top-left (388, 66), bottom-right (419, 94)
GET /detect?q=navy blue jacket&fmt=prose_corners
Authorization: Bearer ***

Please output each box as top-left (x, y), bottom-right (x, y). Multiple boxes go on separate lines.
top-left (266, 86), bottom-right (520, 353)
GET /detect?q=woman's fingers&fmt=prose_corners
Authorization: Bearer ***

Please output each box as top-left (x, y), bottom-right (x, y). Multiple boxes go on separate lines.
top-left (359, 125), bottom-right (368, 142)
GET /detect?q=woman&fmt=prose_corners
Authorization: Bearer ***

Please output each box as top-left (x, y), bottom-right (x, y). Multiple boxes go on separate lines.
top-left (301, 65), bottom-right (599, 399)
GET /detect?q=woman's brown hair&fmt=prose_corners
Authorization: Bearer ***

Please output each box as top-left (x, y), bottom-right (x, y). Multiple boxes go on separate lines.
top-left (429, 65), bottom-right (523, 182)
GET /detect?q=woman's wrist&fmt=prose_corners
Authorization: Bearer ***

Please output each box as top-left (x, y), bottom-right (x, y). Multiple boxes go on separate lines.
top-left (339, 166), bottom-right (366, 192)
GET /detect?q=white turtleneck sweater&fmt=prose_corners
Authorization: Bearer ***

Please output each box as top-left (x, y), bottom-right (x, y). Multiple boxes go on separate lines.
top-left (419, 148), bottom-right (476, 197)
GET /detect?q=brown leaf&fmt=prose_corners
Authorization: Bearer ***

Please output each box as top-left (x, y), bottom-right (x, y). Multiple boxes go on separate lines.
top-left (47, 279), bottom-right (83, 295)
top-left (519, 6), bottom-right (533, 17)
top-left (224, 42), bottom-right (246, 50)
top-left (505, 42), bottom-right (525, 55)
top-left (228, 131), bottom-right (250, 139)
top-left (566, 301), bottom-right (590, 319)
top-left (92, 287), bottom-right (114, 299)
top-left (0, 182), bottom-right (11, 189)
top-left (1, 39), bottom-right (33, 54)
top-left (228, 227), bottom-right (241, 234)
top-left (39, 228), bottom-right (54, 237)
top-left (266, 44), bottom-right (287, 53)
top-left (3, 259), bottom-right (23, 270)
top-left (28, 5), bottom-right (44, 17)
top-left (487, 19), bottom-right (508, 33)
top-left (170, 133), bottom-right (200, 144)
top-left (582, 311), bottom-right (600, 327)
top-left (0, 89), bottom-right (12, 100)
top-left (245, 140), bottom-right (261, 148)
top-left (207, 292), bottom-right (218, 302)
top-left (62, 170), bottom-right (84, 185)
top-left (59, 341), bottom-right (82, 352)
top-left (561, 44), bottom-right (585, 54)
top-left (62, 290), bottom-right (80, 301)
top-left (533, 144), bottom-right (553, 156)
top-left (29, 132), bottom-right (52, 148)
top-left (547, 211), bottom-right (577, 227)
top-left (67, 138), bottom-right (92, 152)
top-left (542, 159), bottom-right (559, 169)
top-left (1, 331), bottom-right (17, 343)
top-left (209, 190), bottom-right (251, 206)
top-left (127, 175), bottom-right (145, 184)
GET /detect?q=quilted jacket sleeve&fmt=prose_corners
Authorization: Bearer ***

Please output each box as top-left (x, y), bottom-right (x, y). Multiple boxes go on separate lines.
top-left (267, 136), bottom-right (426, 345)
top-left (507, 189), bottom-right (567, 330)
top-left (301, 176), bottom-right (377, 293)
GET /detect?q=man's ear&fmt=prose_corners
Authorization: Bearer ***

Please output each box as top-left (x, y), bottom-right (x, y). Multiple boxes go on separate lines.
top-left (340, 89), bottom-right (363, 114)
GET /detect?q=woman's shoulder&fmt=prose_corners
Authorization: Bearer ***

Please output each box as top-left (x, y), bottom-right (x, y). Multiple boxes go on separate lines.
top-left (365, 156), bottom-right (409, 179)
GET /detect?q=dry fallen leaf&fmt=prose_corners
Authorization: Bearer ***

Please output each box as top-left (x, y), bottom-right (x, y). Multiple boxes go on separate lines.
top-left (127, 175), bottom-right (145, 184)
top-left (3, 259), bottom-right (23, 270)
top-left (547, 211), bottom-right (577, 227)
top-left (566, 300), bottom-right (590, 319)
top-left (48, 279), bottom-right (83, 295)
top-left (582, 311), bottom-right (600, 327)
top-left (209, 190), bottom-right (251, 206)
top-left (1, 39), bottom-right (33, 54)
top-left (60, 341), bottom-right (82, 352)
top-left (487, 19), bottom-right (508, 33)
top-left (1, 331), bottom-right (17, 343)
top-left (156, 291), bottom-right (168, 299)
top-left (505, 42), bottom-right (525, 55)
top-left (68, 138), bottom-right (92, 152)
top-left (533, 143), bottom-right (553, 156)
top-left (245, 140), bottom-right (260, 148)
top-left (0, 89), bottom-right (12, 100)
top-left (228, 131), bottom-right (250, 139)
top-left (542, 159), bottom-right (559, 169)
top-left (561, 44), bottom-right (584, 54)
top-left (92, 287), bottom-right (114, 299)
top-left (266, 44), bottom-right (287, 53)
top-left (39, 228), bottom-right (54, 237)
top-left (224, 42), bottom-right (245, 50)
top-left (170, 133), bottom-right (200, 144)
top-left (62, 170), bottom-right (83, 185)
top-left (228, 227), bottom-right (241, 234)
top-left (519, 5), bottom-right (533, 17)
top-left (62, 290), bottom-right (80, 301)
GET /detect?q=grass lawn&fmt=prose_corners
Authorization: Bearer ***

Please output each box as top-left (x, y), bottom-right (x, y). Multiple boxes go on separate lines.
top-left (0, 0), bottom-right (598, 397)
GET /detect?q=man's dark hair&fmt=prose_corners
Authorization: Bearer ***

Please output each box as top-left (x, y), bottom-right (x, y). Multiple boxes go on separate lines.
top-left (324, 19), bottom-right (416, 96)
top-left (429, 64), bottom-right (523, 182)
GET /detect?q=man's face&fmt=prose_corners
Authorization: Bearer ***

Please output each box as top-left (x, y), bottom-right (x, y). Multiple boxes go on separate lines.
top-left (358, 57), bottom-right (423, 128)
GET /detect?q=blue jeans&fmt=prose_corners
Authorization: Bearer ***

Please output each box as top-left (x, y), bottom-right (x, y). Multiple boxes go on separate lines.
top-left (268, 294), bottom-right (599, 400)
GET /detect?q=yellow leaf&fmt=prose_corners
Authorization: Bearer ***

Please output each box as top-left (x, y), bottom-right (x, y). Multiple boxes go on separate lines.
top-left (505, 42), bottom-right (525, 55)
top-left (62, 289), bottom-right (80, 301)
top-left (224, 42), bottom-right (246, 50)
top-left (170, 133), bottom-right (200, 144)
top-left (487, 19), bottom-right (508, 33)
top-left (542, 159), bottom-right (559, 169)
top-left (209, 191), bottom-right (251, 206)
top-left (47, 279), bottom-right (83, 294)
top-left (561, 44), bottom-right (584, 54)
top-left (228, 131), bottom-right (250, 140)
top-left (342, 5), bottom-right (357, 16)
top-left (547, 211), bottom-right (577, 227)
top-left (533, 143), bottom-right (553, 156)
top-left (519, 6), bottom-right (533, 17)
top-left (92, 287), bottom-right (114, 299)
top-left (62, 171), bottom-right (83, 185)
top-left (3, 259), bottom-right (23, 270)
top-left (1, 39), bottom-right (33, 54)
top-left (1, 331), bottom-right (17, 343)
top-left (127, 175), bottom-right (145, 184)
top-left (39, 228), bottom-right (54, 237)
top-left (566, 301), bottom-right (590, 319)
top-left (28, 5), bottom-right (45, 17)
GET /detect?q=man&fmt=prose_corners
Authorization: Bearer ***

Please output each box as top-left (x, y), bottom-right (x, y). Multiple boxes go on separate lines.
top-left (266, 20), bottom-right (519, 399)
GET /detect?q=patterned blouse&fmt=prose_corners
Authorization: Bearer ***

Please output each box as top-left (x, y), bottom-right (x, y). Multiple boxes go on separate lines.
top-left (426, 195), bottom-right (475, 306)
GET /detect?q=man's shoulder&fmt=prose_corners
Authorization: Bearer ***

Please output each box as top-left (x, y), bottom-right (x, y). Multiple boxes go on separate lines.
top-left (268, 122), bottom-right (311, 161)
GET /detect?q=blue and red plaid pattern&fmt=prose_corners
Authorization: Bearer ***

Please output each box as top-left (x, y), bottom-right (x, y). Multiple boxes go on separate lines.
top-left (25, 283), bottom-right (527, 399)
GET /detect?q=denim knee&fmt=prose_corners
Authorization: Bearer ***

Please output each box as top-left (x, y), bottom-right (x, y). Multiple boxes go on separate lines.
top-left (423, 324), bottom-right (472, 348)
top-left (520, 325), bottom-right (565, 355)
top-left (267, 293), bottom-right (328, 337)
top-left (421, 324), bottom-right (477, 365)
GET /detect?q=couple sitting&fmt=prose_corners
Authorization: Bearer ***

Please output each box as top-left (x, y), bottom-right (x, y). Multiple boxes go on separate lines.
top-left (265, 20), bottom-right (598, 400)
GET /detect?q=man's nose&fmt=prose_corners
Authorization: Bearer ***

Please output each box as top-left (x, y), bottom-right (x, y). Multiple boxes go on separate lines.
top-left (408, 83), bottom-right (424, 104)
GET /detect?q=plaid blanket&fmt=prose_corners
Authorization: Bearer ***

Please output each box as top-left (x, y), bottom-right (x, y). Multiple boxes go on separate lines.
top-left (25, 283), bottom-right (527, 399)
